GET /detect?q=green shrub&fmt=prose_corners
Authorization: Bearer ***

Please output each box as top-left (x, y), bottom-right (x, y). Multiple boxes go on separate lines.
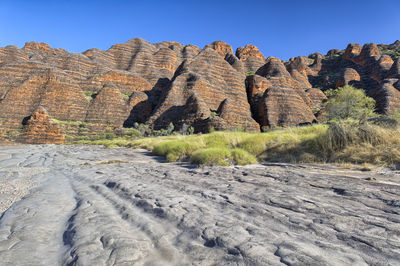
top-left (190, 147), bottom-right (232, 166)
top-left (231, 148), bottom-right (257, 165)
top-left (210, 111), bottom-right (217, 119)
top-left (188, 126), bottom-right (194, 135)
top-left (379, 47), bottom-right (400, 60)
top-left (167, 122), bottom-right (175, 135)
top-left (84, 91), bottom-right (96, 100)
top-left (122, 92), bottom-right (132, 100)
top-left (245, 71), bottom-right (256, 76)
top-left (124, 128), bottom-right (142, 139)
top-left (325, 85), bottom-right (376, 121)
top-left (100, 132), bottom-right (117, 140)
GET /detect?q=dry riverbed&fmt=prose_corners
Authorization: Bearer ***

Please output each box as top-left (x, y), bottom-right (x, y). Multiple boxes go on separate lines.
top-left (0, 145), bottom-right (399, 265)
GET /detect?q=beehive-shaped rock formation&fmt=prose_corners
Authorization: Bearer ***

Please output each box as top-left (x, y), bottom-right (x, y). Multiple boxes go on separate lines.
top-left (1, 37), bottom-right (400, 143)
top-left (19, 107), bottom-right (65, 144)
top-left (147, 48), bottom-right (260, 132)
top-left (258, 87), bottom-right (316, 127)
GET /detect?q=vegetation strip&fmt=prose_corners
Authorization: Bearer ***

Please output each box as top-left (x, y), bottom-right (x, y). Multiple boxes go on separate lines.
top-left (76, 86), bottom-right (400, 168)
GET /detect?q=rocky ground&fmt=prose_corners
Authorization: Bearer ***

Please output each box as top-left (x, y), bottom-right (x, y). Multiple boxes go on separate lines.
top-left (0, 145), bottom-right (399, 265)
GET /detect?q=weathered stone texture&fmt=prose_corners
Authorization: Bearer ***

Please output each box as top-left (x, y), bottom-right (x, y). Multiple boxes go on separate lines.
top-left (256, 57), bottom-right (311, 89)
top-left (389, 58), bottom-right (400, 78)
top-left (124, 91), bottom-right (153, 125)
top-left (205, 41), bottom-right (233, 58)
top-left (85, 84), bottom-right (131, 126)
top-left (236, 45), bottom-right (266, 72)
top-left (336, 68), bottom-right (361, 88)
top-left (343, 43), bottom-right (362, 62)
top-left (305, 88), bottom-right (327, 109)
top-left (81, 71), bottom-right (152, 93)
top-left (19, 107), bottom-right (65, 144)
top-left (0, 69), bottom-right (88, 130)
top-left (369, 78), bottom-right (400, 115)
top-left (258, 87), bottom-right (316, 128)
top-left (147, 48), bottom-right (259, 131)
top-left (2, 38), bottom-right (400, 142)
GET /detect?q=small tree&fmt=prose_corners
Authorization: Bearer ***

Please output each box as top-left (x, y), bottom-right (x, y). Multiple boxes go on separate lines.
top-left (325, 85), bottom-right (376, 121)
top-left (188, 126), bottom-right (194, 135)
top-left (167, 122), bottom-right (175, 135)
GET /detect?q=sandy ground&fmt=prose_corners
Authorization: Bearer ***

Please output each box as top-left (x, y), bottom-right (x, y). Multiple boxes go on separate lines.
top-left (0, 145), bottom-right (399, 265)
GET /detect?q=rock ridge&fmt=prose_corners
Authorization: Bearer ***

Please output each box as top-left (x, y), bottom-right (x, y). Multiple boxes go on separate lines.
top-left (1, 38), bottom-right (400, 142)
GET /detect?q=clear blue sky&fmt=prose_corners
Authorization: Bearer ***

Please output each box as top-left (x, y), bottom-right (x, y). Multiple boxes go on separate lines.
top-left (0, 0), bottom-right (399, 60)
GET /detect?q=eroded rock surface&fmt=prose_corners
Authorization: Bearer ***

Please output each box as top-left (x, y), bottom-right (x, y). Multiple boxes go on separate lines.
top-left (1, 39), bottom-right (400, 141)
top-left (19, 106), bottom-right (65, 144)
top-left (0, 145), bottom-right (399, 265)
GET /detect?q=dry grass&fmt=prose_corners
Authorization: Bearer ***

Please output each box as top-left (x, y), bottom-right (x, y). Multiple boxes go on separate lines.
top-left (76, 122), bottom-right (400, 168)
top-left (318, 120), bottom-right (400, 167)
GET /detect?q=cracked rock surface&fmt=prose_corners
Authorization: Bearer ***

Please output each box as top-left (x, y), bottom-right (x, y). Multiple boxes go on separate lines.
top-left (0, 145), bottom-right (399, 265)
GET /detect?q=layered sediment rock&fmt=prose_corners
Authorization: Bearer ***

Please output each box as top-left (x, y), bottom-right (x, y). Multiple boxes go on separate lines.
top-left (343, 43), bottom-right (362, 62)
top-left (389, 58), bottom-right (400, 78)
top-left (205, 41), bottom-right (233, 58)
top-left (236, 45), bottom-right (266, 72)
top-left (1, 38), bottom-right (400, 143)
top-left (258, 87), bottom-right (316, 127)
top-left (0, 68), bottom-right (88, 130)
top-left (85, 84), bottom-right (130, 126)
top-left (305, 88), bottom-right (327, 109)
top-left (147, 48), bottom-right (259, 132)
top-left (336, 68), bottom-right (361, 88)
top-left (369, 78), bottom-right (400, 114)
top-left (19, 106), bottom-right (65, 144)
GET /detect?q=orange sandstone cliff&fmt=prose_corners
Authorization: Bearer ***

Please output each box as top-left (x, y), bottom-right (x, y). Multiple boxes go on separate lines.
top-left (0, 39), bottom-right (399, 143)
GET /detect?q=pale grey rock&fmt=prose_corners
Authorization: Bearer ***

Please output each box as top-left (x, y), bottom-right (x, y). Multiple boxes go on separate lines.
top-left (0, 145), bottom-right (399, 265)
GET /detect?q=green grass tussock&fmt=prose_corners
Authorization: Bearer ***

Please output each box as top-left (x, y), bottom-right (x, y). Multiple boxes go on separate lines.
top-left (231, 148), bottom-right (257, 165)
top-left (153, 140), bottom-right (203, 162)
top-left (75, 122), bottom-right (400, 168)
top-left (190, 147), bottom-right (232, 166)
top-left (238, 135), bottom-right (268, 156)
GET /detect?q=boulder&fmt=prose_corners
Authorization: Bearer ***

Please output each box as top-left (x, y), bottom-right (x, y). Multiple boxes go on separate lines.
top-left (0, 68), bottom-right (88, 130)
top-left (308, 53), bottom-right (324, 74)
top-left (378, 55), bottom-right (394, 71)
top-left (236, 44), bottom-right (265, 61)
top-left (256, 57), bottom-right (311, 89)
top-left (287, 56), bottom-right (314, 76)
top-left (224, 53), bottom-right (245, 73)
top-left (369, 78), bottom-right (400, 114)
top-left (235, 45), bottom-right (266, 72)
top-left (205, 41), bottom-right (233, 58)
top-left (336, 68), bottom-right (361, 88)
top-left (19, 107), bottom-right (65, 144)
top-left (256, 57), bottom-right (291, 78)
top-left (327, 49), bottom-right (343, 56)
top-left (343, 43), bottom-right (362, 61)
top-left (357, 43), bottom-right (381, 65)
